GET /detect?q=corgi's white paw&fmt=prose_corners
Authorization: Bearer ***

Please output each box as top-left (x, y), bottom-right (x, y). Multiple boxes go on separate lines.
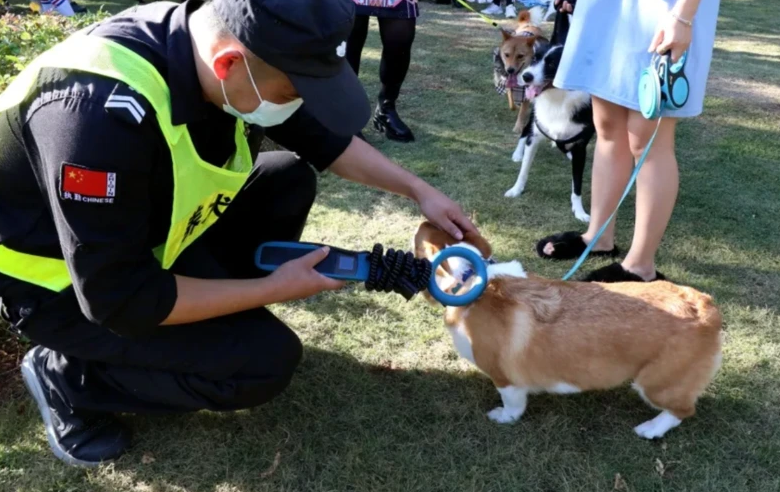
top-left (505, 186), bottom-right (524, 198)
top-left (487, 406), bottom-right (522, 424)
top-left (634, 411), bottom-right (682, 439)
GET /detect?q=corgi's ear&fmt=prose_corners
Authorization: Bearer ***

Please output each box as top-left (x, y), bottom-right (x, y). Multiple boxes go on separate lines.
top-left (501, 28), bottom-right (513, 41)
top-left (462, 230), bottom-right (493, 260)
top-left (525, 34), bottom-right (537, 46)
top-left (422, 239), bottom-right (444, 263)
top-left (414, 221), bottom-right (448, 261)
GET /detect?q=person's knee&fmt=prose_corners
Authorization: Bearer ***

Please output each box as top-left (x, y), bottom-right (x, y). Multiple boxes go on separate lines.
top-left (594, 111), bottom-right (628, 143)
top-left (272, 325), bottom-right (304, 380)
top-left (232, 330), bottom-right (303, 409)
top-left (380, 18), bottom-right (416, 50)
top-left (228, 319), bottom-right (303, 409)
top-left (595, 122), bottom-right (622, 144)
top-left (627, 116), bottom-right (677, 161)
top-left (627, 134), bottom-right (650, 161)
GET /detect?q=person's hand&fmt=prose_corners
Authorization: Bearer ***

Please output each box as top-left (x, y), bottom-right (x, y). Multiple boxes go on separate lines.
top-left (554, 0), bottom-right (575, 13)
top-left (269, 247), bottom-right (346, 301)
top-left (649, 10), bottom-right (692, 63)
top-left (414, 184), bottom-right (477, 241)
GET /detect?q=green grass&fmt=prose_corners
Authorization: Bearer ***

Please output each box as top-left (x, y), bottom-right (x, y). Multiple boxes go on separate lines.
top-left (2, 1), bottom-right (780, 491)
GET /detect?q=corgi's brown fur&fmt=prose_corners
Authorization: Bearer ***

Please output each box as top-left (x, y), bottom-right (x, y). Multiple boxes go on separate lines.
top-left (414, 221), bottom-right (722, 439)
top-left (499, 8), bottom-right (548, 133)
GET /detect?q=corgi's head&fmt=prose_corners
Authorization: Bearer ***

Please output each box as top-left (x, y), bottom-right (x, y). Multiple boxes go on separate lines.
top-left (412, 221), bottom-right (493, 306)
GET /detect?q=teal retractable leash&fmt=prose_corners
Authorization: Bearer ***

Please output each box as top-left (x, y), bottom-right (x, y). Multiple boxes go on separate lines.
top-left (561, 50), bottom-right (690, 281)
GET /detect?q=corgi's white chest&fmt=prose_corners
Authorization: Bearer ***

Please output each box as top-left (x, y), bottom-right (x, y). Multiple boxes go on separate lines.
top-left (448, 324), bottom-right (475, 365)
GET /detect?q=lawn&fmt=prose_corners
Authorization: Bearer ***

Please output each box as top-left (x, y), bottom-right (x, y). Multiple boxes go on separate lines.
top-left (2, 1), bottom-right (780, 491)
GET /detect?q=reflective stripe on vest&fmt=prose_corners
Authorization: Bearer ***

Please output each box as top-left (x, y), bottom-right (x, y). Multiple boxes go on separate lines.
top-left (0, 33), bottom-right (253, 291)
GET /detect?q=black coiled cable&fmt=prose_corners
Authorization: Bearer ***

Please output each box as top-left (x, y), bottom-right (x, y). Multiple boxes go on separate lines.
top-left (365, 244), bottom-right (432, 301)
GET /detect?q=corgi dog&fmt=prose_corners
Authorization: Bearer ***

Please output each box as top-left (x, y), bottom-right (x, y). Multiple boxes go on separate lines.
top-left (496, 7), bottom-right (548, 133)
top-left (413, 221), bottom-right (722, 439)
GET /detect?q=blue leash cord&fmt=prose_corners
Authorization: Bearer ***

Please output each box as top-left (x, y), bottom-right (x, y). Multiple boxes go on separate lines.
top-left (561, 117), bottom-right (663, 281)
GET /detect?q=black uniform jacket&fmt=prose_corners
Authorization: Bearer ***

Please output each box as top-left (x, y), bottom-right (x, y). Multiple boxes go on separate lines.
top-left (0, 0), bottom-right (352, 333)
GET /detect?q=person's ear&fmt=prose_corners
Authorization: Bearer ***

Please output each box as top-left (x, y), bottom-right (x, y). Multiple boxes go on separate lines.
top-left (212, 49), bottom-right (243, 81)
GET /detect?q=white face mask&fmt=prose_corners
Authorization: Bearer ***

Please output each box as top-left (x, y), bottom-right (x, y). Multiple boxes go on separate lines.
top-left (221, 55), bottom-right (303, 127)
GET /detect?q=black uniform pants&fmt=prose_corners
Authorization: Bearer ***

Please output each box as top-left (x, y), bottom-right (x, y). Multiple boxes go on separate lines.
top-left (1, 151), bottom-right (316, 414)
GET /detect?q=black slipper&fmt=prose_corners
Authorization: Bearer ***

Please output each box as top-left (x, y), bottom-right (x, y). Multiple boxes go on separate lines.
top-left (581, 263), bottom-right (666, 283)
top-left (536, 231), bottom-right (620, 260)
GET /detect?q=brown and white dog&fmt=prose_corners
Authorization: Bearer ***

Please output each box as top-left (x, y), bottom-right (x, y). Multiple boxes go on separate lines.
top-left (413, 222), bottom-right (722, 439)
top-left (496, 7), bottom-right (548, 133)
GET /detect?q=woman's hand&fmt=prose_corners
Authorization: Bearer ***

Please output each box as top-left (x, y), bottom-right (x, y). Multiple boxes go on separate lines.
top-left (554, 0), bottom-right (575, 13)
top-left (649, 10), bottom-right (693, 63)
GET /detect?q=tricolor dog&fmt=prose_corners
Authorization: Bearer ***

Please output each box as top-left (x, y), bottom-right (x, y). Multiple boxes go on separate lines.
top-left (504, 11), bottom-right (595, 223)
top-left (413, 221), bottom-right (722, 439)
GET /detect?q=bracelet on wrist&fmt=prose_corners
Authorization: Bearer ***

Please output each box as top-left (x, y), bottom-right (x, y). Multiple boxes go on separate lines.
top-left (670, 11), bottom-right (693, 27)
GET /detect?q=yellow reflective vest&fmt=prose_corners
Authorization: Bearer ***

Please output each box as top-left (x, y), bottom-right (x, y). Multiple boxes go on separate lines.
top-left (0, 32), bottom-right (253, 292)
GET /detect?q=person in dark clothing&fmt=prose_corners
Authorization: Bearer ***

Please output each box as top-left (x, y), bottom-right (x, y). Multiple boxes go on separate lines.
top-left (0, 0), bottom-right (477, 467)
top-left (346, 0), bottom-right (419, 143)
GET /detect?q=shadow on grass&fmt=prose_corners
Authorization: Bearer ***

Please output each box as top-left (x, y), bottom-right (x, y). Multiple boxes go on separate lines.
top-left (710, 47), bottom-right (780, 82)
top-left (294, 288), bottom-right (409, 325)
top-left (716, 4), bottom-right (780, 37)
top-left (4, 345), bottom-right (779, 492)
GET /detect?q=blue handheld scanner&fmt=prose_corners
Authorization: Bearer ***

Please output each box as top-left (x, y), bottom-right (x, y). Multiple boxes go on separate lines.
top-left (254, 241), bottom-right (490, 307)
top-left (255, 242), bottom-right (372, 281)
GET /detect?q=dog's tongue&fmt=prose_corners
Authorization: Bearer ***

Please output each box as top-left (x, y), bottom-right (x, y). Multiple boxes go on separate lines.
top-left (506, 74), bottom-right (519, 89)
top-left (525, 85), bottom-right (543, 101)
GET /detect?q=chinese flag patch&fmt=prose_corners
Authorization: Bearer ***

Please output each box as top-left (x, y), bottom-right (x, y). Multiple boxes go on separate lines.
top-left (60, 164), bottom-right (117, 204)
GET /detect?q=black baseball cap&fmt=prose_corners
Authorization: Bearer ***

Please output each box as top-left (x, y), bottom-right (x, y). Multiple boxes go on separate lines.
top-left (211, 0), bottom-right (370, 136)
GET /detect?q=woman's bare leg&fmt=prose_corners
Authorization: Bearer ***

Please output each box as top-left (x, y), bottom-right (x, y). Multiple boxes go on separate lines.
top-left (542, 96), bottom-right (634, 256)
top-left (622, 112), bottom-right (679, 280)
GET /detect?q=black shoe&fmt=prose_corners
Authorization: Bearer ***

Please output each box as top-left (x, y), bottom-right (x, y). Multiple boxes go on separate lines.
top-left (535, 231), bottom-right (620, 261)
top-left (21, 347), bottom-right (131, 467)
top-left (373, 101), bottom-right (415, 143)
top-left (70, 1), bottom-right (88, 13)
top-left (581, 263), bottom-right (667, 283)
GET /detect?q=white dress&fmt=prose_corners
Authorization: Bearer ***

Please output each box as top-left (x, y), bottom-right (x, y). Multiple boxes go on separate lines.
top-left (553, 0), bottom-right (721, 118)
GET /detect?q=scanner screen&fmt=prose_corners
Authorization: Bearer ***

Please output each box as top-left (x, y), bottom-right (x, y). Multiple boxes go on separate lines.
top-left (338, 255), bottom-right (356, 271)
